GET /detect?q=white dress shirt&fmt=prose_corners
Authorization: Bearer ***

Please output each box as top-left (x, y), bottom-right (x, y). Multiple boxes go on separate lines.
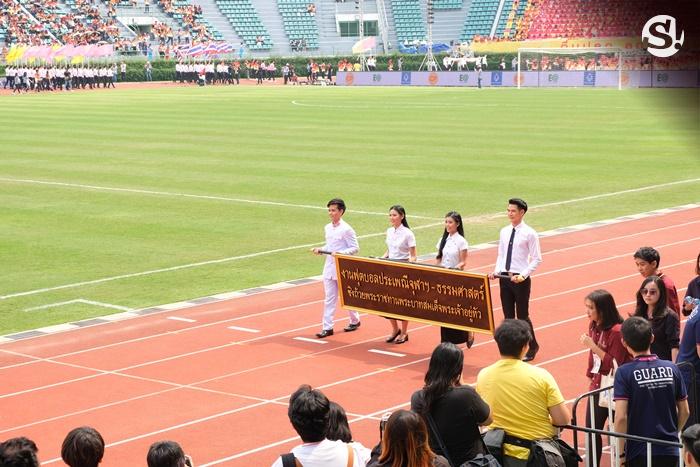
top-left (493, 221), bottom-right (542, 278)
top-left (436, 233), bottom-right (468, 269)
top-left (322, 219), bottom-right (359, 280)
top-left (386, 224), bottom-right (416, 260)
top-left (270, 439), bottom-right (371, 467)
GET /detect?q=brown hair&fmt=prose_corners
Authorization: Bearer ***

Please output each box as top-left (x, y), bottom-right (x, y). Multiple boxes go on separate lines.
top-left (378, 410), bottom-right (435, 467)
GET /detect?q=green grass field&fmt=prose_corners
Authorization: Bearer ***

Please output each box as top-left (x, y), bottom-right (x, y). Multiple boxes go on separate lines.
top-left (1, 86), bottom-right (698, 335)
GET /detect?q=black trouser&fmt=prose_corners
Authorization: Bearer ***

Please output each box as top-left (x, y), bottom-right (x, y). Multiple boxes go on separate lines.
top-left (585, 394), bottom-right (612, 466)
top-left (499, 276), bottom-right (538, 349)
top-left (628, 455), bottom-right (678, 467)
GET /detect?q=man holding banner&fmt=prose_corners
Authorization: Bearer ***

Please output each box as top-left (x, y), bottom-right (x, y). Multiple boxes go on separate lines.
top-left (489, 198), bottom-right (542, 362)
top-left (312, 198), bottom-right (361, 338)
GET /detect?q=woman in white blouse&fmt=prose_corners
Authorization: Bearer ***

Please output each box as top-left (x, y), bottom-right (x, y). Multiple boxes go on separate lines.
top-left (383, 205), bottom-right (417, 344)
top-left (435, 211), bottom-right (473, 347)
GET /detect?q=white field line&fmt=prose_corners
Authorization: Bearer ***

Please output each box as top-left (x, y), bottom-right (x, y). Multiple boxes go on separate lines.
top-left (0, 177), bottom-right (445, 219)
top-left (0, 224), bottom-right (438, 302)
top-left (24, 299), bottom-right (132, 313)
top-left (2, 184), bottom-right (698, 303)
top-left (1, 223), bottom-right (696, 372)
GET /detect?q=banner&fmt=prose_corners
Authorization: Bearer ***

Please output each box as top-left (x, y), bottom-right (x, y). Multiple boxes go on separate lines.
top-left (352, 36), bottom-right (376, 54)
top-left (335, 255), bottom-right (495, 333)
top-left (469, 36), bottom-right (645, 54)
top-left (176, 42), bottom-right (236, 57)
top-left (5, 44), bottom-right (115, 63)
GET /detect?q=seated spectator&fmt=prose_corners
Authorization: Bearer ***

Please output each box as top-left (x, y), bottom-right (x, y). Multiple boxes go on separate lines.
top-left (476, 319), bottom-right (570, 467)
top-left (326, 401), bottom-right (352, 443)
top-left (633, 275), bottom-right (680, 361)
top-left (61, 426), bottom-right (105, 467)
top-left (411, 342), bottom-right (492, 465)
top-left (0, 437), bottom-right (40, 467)
top-left (272, 384), bottom-right (371, 466)
top-left (682, 424), bottom-right (700, 467)
top-left (367, 410), bottom-right (449, 467)
top-left (147, 440), bottom-right (194, 467)
top-left (614, 316), bottom-right (689, 467)
top-left (633, 246), bottom-right (680, 314)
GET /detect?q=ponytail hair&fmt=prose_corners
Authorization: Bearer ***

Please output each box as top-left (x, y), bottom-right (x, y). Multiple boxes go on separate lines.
top-left (390, 205), bottom-right (409, 229)
top-left (436, 211), bottom-right (464, 260)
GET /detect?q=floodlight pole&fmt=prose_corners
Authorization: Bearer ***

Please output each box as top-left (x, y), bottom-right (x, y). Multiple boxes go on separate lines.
top-left (419, 0), bottom-right (439, 71)
top-left (357, 0), bottom-right (367, 71)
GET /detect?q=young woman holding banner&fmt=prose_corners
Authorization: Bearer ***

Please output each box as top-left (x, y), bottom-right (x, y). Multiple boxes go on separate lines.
top-left (435, 211), bottom-right (473, 347)
top-left (382, 205), bottom-right (417, 344)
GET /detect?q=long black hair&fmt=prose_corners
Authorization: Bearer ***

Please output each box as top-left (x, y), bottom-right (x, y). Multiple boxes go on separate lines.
top-left (634, 275), bottom-right (669, 320)
top-left (390, 205), bottom-right (410, 229)
top-left (420, 342), bottom-right (464, 413)
top-left (436, 211), bottom-right (464, 260)
top-left (585, 289), bottom-right (623, 330)
top-left (325, 401), bottom-right (352, 443)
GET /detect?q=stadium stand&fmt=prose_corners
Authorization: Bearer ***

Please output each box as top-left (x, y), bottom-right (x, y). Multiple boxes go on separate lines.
top-left (156, 0), bottom-right (223, 42)
top-left (391, 0), bottom-right (426, 44)
top-left (214, 0), bottom-right (272, 50)
top-left (460, 0), bottom-right (500, 42)
top-left (0, 0), bottom-right (56, 45)
top-left (526, 0), bottom-right (657, 39)
top-left (433, 0), bottom-right (461, 9)
top-left (494, 0), bottom-right (527, 39)
top-left (277, 0), bottom-right (320, 50)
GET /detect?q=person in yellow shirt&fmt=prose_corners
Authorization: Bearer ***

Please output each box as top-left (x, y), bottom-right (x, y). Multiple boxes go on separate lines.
top-left (476, 320), bottom-right (571, 466)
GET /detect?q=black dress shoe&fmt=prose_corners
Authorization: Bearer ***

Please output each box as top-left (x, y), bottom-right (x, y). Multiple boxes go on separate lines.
top-left (523, 346), bottom-right (539, 362)
top-left (316, 329), bottom-right (334, 338)
top-left (466, 331), bottom-right (475, 349)
top-left (343, 322), bottom-right (361, 332)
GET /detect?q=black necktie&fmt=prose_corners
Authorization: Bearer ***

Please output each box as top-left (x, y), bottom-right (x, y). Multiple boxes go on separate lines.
top-left (505, 228), bottom-right (516, 272)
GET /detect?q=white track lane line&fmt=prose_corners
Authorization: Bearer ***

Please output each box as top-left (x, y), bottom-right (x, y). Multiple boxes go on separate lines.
top-left (2, 219), bottom-right (698, 461)
top-left (2, 195), bottom-right (696, 302)
top-left (2, 213), bottom-right (696, 367)
top-left (226, 326), bottom-right (260, 333)
top-left (166, 316), bottom-right (196, 323)
top-left (1, 235), bottom-right (697, 378)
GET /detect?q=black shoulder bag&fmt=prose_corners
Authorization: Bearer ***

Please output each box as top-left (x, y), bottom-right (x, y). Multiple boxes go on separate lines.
top-left (424, 412), bottom-right (501, 467)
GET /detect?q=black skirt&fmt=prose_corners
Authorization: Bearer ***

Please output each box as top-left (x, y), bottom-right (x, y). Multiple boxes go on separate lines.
top-left (440, 327), bottom-right (468, 345)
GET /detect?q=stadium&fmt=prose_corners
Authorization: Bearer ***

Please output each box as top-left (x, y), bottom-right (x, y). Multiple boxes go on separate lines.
top-left (0, 0), bottom-right (699, 466)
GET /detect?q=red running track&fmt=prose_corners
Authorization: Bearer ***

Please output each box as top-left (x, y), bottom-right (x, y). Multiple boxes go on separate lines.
top-left (1, 207), bottom-right (699, 466)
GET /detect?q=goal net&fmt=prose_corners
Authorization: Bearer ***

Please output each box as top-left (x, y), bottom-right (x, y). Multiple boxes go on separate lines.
top-left (516, 47), bottom-right (623, 89)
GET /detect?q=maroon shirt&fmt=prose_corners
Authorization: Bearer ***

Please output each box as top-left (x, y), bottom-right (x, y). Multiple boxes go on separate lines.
top-left (659, 271), bottom-right (680, 315)
top-left (585, 322), bottom-right (632, 391)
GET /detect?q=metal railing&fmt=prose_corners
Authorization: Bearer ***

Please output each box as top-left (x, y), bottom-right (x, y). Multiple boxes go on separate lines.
top-left (567, 362), bottom-right (696, 467)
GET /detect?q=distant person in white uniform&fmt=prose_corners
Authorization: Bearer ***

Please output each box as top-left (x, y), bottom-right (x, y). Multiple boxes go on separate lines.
top-left (311, 198), bottom-right (361, 338)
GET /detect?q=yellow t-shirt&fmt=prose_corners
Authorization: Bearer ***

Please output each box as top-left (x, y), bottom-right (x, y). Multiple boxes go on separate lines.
top-left (476, 358), bottom-right (565, 460)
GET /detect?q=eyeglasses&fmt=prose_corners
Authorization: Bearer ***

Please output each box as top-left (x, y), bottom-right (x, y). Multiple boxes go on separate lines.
top-left (640, 288), bottom-right (658, 296)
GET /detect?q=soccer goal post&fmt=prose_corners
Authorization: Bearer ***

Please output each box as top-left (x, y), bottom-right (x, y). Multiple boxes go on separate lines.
top-left (516, 47), bottom-right (623, 90)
